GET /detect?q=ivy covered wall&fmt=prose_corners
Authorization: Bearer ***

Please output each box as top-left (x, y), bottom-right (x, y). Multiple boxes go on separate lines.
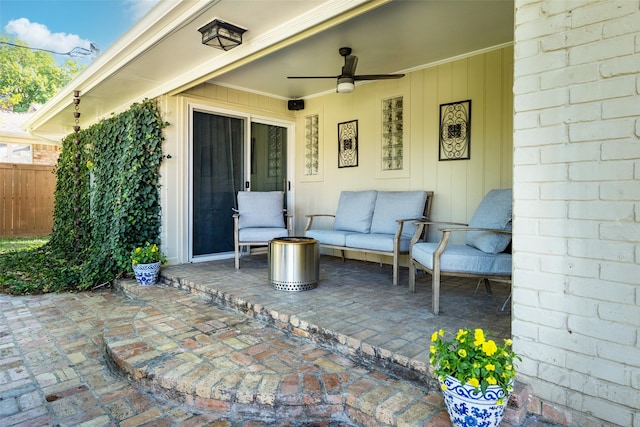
top-left (48, 98), bottom-right (168, 290)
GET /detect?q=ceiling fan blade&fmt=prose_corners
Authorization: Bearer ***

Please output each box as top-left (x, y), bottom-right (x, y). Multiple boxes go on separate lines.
top-left (287, 76), bottom-right (339, 79)
top-left (352, 74), bottom-right (405, 81)
top-left (342, 55), bottom-right (358, 76)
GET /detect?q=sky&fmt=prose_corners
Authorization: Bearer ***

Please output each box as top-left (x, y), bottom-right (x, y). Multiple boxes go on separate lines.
top-left (0, 0), bottom-right (160, 63)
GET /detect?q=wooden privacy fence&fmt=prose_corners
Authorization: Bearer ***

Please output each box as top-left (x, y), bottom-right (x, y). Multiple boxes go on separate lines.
top-left (0, 163), bottom-right (56, 237)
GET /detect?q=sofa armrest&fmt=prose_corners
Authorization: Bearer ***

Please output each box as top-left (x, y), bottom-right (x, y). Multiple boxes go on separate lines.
top-left (304, 214), bottom-right (335, 232)
top-left (394, 217), bottom-right (428, 242)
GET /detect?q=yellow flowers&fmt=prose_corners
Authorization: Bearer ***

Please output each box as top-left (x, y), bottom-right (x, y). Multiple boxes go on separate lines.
top-left (429, 327), bottom-right (521, 399)
top-left (474, 328), bottom-right (485, 346)
top-left (431, 329), bottom-right (445, 342)
top-left (130, 241), bottom-right (167, 266)
top-left (482, 340), bottom-right (498, 356)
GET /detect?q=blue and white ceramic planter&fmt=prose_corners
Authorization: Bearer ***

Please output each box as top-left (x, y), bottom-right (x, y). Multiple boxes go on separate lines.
top-left (440, 375), bottom-right (510, 427)
top-left (132, 262), bottom-right (161, 286)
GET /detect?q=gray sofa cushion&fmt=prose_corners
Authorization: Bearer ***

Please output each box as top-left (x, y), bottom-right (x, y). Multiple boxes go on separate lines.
top-left (333, 190), bottom-right (377, 233)
top-left (466, 189), bottom-right (512, 254)
top-left (346, 233), bottom-right (412, 253)
top-left (412, 242), bottom-right (512, 275)
top-left (370, 191), bottom-right (428, 238)
top-left (306, 229), bottom-right (353, 247)
top-left (237, 191), bottom-right (285, 229)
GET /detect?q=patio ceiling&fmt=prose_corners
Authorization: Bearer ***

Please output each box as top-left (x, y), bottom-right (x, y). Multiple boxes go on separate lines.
top-left (24, 0), bottom-right (514, 139)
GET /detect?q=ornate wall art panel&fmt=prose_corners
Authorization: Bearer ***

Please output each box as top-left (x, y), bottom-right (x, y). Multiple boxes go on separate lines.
top-left (439, 99), bottom-right (471, 161)
top-left (382, 96), bottom-right (403, 170)
top-left (304, 114), bottom-right (319, 176)
top-left (338, 120), bottom-right (358, 168)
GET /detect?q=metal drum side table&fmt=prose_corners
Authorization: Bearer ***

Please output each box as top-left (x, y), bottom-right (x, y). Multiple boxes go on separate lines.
top-left (268, 237), bottom-right (319, 291)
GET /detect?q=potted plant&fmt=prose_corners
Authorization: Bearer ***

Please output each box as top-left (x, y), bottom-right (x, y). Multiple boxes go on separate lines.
top-left (130, 242), bottom-right (167, 286)
top-left (430, 328), bottom-right (521, 427)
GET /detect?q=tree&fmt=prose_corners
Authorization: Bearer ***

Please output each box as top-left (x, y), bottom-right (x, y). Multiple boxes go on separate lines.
top-left (0, 37), bottom-right (83, 112)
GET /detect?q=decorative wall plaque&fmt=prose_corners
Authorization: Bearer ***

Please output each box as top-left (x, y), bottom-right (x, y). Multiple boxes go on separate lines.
top-left (338, 120), bottom-right (358, 168)
top-left (439, 99), bottom-right (471, 161)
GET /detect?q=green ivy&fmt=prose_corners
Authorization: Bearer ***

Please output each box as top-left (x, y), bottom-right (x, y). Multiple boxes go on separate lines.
top-left (0, 98), bottom-right (168, 294)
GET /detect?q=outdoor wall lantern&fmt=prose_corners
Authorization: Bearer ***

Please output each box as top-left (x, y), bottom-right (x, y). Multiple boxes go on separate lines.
top-left (198, 19), bottom-right (247, 51)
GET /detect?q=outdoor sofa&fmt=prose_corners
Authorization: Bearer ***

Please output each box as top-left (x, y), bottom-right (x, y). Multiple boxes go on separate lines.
top-left (304, 190), bottom-right (434, 285)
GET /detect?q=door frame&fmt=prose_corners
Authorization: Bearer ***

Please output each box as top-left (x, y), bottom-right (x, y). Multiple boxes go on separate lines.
top-left (186, 103), bottom-right (295, 263)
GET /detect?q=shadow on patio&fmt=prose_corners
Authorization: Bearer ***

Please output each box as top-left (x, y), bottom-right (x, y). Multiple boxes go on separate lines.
top-left (160, 254), bottom-right (512, 385)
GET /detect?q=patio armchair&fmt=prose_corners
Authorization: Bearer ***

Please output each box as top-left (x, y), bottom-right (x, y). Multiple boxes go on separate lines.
top-left (233, 191), bottom-right (292, 269)
top-left (409, 189), bottom-right (512, 315)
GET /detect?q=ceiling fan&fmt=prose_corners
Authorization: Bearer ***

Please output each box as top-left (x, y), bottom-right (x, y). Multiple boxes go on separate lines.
top-left (287, 47), bottom-right (405, 93)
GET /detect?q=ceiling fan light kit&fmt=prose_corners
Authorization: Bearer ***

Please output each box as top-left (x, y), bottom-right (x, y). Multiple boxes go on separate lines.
top-left (288, 47), bottom-right (404, 93)
top-left (337, 78), bottom-right (355, 93)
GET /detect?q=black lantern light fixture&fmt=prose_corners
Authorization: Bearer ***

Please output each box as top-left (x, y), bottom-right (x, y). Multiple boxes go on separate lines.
top-left (198, 19), bottom-right (246, 51)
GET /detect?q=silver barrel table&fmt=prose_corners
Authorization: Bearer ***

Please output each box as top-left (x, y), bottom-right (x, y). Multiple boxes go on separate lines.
top-left (268, 237), bottom-right (319, 291)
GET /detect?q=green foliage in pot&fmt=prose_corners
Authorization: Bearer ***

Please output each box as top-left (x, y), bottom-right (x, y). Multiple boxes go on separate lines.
top-left (131, 242), bottom-right (167, 265)
top-left (430, 328), bottom-right (521, 402)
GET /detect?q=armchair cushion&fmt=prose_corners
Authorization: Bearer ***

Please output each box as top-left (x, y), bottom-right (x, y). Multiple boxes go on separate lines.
top-left (370, 191), bottom-right (428, 237)
top-left (466, 189), bottom-right (512, 254)
top-left (333, 190), bottom-right (377, 233)
top-left (412, 242), bottom-right (512, 276)
top-left (237, 191), bottom-right (285, 229)
top-left (238, 227), bottom-right (289, 242)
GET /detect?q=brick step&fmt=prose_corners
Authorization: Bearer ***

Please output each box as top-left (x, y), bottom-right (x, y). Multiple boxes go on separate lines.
top-left (109, 278), bottom-right (530, 426)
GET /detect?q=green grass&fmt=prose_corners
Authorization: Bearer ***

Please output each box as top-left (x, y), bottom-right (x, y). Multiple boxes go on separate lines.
top-left (0, 236), bottom-right (84, 295)
top-left (0, 236), bottom-right (50, 254)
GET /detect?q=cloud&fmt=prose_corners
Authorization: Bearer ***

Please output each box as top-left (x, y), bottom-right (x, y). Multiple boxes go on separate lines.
top-left (124, 0), bottom-right (161, 21)
top-left (5, 18), bottom-right (91, 54)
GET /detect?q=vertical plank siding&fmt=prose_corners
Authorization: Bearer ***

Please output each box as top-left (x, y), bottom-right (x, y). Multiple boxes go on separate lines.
top-left (0, 163), bottom-right (55, 237)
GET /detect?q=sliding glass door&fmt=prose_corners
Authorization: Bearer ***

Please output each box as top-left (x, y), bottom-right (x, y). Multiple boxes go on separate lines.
top-left (192, 111), bottom-right (244, 257)
top-left (250, 122), bottom-right (287, 195)
top-left (190, 110), bottom-right (291, 260)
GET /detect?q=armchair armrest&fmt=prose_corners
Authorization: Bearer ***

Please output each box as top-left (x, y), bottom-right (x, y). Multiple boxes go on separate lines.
top-left (409, 219), bottom-right (468, 245)
top-left (435, 226), bottom-right (512, 259)
top-left (304, 214), bottom-right (335, 231)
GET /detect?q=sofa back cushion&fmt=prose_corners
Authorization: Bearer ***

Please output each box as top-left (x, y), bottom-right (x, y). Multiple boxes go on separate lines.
top-left (466, 189), bottom-right (512, 253)
top-left (237, 191), bottom-right (285, 229)
top-left (370, 191), bottom-right (428, 237)
top-left (333, 190), bottom-right (377, 233)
